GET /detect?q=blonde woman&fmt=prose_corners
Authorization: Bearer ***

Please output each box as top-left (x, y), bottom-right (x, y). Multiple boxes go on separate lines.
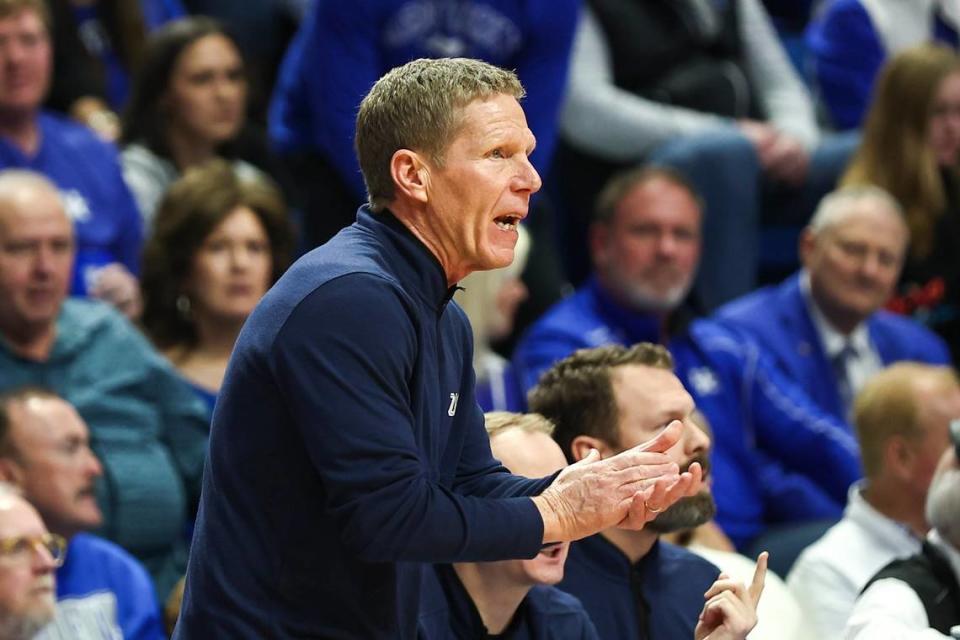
top-left (457, 225), bottom-right (532, 411)
top-left (843, 43), bottom-right (960, 361)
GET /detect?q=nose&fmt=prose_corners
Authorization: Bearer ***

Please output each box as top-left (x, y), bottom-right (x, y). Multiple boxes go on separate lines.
top-left (31, 541), bottom-right (57, 572)
top-left (85, 448), bottom-right (103, 478)
top-left (513, 154), bottom-right (542, 195)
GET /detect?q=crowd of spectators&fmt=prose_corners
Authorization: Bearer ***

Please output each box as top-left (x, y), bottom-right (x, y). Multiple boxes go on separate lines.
top-left (1, 0), bottom-right (959, 637)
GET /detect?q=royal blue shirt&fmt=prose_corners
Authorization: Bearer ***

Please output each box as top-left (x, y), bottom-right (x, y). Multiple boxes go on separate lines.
top-left (176, 207), bottom-right (552, 639)
top-left (0, 112), bottom-right (142, 296)
top-left (514, 278), bottom-right (863, 548)
top-left (41, 533), bottom-right (164, 640)
top-left (269, 0), bottom-right (580, 198)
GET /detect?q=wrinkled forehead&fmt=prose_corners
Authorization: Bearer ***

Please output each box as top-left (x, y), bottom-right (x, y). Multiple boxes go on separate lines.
top-left (0, 188), bottom-right (70, 236)
top-left (0, 498), bottom-right (43, 539)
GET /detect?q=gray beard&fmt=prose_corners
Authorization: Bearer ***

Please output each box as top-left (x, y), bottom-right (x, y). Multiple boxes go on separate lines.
top-left (0, 612), bottom-right (53, 640)
top-left (645, 490), bottom-right (716, 534)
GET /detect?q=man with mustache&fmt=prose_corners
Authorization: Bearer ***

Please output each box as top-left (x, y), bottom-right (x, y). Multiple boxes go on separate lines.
top-left (0, 387), bottom-right (165, 639)
top-left (0, 482), bottom-right (59, 640)
top-left (514, 166), bottom-right (862, 550)
top-left (717, 185), bottom-right (950, 422)
top-left (528, 343), bottom-right (767, 640)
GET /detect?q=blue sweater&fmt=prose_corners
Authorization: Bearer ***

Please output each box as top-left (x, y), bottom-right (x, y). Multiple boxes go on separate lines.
top-left (0, 112), bottom-right (142, 296)
top-left (38, 533), bottom-right (164, 640)
top-left (420, 564), bottom-right (599, 639)
top-left (514, 278), bottom-right (863, 548)
top-left (716, 273), bottom-right (951, 420)
top-left (176, 208), bottom-right (552, 639)
top-left (558, 535), bottom-right (719, 640)
top-left (269, 0), bottom-right (580, 198)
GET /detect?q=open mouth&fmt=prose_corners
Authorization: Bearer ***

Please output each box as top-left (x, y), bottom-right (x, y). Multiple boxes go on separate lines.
top-left (494, 215), bottom-right (521, 231)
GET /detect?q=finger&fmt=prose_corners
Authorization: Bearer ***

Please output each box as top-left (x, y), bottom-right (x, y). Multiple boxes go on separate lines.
top-left (703, 577), bottom-right (747, 601)
top-left (634, 420), bottom-right (682, 454)
top-left (613, 460), bottom-right (680, 488)
top-left (748, 551), bottom-right (768, 602)
top-left (578, 448), bottom-right (600, 465)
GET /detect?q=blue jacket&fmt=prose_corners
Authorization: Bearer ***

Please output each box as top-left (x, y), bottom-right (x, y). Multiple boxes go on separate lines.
top-left (513, 278), bottom-right (863, 548)
top-left (420, 564), bottom-right (599, 639)
top-left (806, 0), bottom-right (959, 129)
top-left (0, 299), bottom-right (209, 601)
top-left (0, 112), bottom-right (142, 296)
top-left (558, 535), bottom-right (719, 640)
top-left (176, 208), bottom-right (552, 639)
top-left (39, 533), bottom-right (164, 640)
top-left (269, 0), bottom-right (580, 198)
top-left (716, 273), bottom-right (951, 420)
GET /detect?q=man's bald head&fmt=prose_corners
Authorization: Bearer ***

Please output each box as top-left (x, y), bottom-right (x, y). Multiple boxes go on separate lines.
top-left (0, 170), bottom-right (74, 343)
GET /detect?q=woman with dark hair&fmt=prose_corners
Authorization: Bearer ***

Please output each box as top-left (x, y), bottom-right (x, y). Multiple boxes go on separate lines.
top-left (121, 16), bottom-right (275, 227)
top-left (141, 159), bottom-right (293, 412)
top-left (842, 44), bottom-right (960, 361)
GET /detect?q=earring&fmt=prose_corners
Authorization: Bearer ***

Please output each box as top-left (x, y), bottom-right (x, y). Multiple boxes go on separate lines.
top-left (176, 294), bottom-right (192, 319)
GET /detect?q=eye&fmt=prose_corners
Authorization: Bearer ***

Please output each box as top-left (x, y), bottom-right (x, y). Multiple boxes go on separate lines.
top-left (489, 148), bottom-right (505, 159)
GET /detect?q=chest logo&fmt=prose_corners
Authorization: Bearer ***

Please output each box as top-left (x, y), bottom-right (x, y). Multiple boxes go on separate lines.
top-left (688, 367), bottom-right (720, 396)
top-left (447, 393), bottom-right (459, 417)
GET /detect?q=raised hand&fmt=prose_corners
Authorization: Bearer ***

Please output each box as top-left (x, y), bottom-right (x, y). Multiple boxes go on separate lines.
top-left (694, 552), bottom-right (768, 640)
top-left (533, 421), bottom-right (702, 542)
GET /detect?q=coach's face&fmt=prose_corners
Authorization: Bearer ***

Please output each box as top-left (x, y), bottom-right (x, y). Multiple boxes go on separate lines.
top-left (421, 94), bottom-right (541, 284)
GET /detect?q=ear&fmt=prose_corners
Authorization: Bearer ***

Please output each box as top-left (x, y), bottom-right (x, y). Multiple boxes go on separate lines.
top-left (589, 222), bottom-right (610, 267)
top-left (798, 227), bottom-right (816, 268)
top-left (884, 436), bottom-right (915, 482)
top-left (570, 435), bottom-right (614, 463)
top-left (390, 149), bottom-right (430, 204)
top-left (0, 457), bottom-right (24, 487)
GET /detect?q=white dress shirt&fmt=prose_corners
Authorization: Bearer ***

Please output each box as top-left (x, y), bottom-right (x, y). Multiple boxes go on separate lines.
top-left (844, 529), bottom-right (960, 639)
top-left (787, 482), bottom-right (923, 638)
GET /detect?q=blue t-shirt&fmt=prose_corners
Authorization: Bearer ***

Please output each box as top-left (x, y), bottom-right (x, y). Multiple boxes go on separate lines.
top-left (0, 112), bottom-right (142, 296)
top-left (37, 533), bottom-right (164, 640)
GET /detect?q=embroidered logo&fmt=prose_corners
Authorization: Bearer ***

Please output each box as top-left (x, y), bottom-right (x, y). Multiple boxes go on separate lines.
top-left (447, 393), bottom-right (459, 417)
top-left (688, 367), bottom-right (720, 396)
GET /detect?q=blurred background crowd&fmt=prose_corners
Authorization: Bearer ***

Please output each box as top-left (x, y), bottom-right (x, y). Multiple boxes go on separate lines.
top-left (0, 0), bottom-right (959, 637)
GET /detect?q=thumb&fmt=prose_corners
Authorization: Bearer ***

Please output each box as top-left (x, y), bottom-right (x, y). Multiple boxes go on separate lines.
top-left (577, 448), bottom-right (601, 465)
top-left (636, 420), bottom-right (682, 454)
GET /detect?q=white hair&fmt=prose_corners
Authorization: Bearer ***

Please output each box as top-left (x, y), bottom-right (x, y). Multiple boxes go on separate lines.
top-left (807, 185), bottom-right (906, 236)
top-left (926, 457), bottom-right (960, 548)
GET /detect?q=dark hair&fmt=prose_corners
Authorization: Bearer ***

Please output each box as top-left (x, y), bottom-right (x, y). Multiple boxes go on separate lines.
top-left (0, 386), bottom-right (59, 459)
top-left (528, 343), bottom-right (674, 463)
top-left (594, 165), bottom-right (703, 225)
top-left (140, 159), bottom-right (293, 350)
top-left (120, 16), bottom-right (245, 160)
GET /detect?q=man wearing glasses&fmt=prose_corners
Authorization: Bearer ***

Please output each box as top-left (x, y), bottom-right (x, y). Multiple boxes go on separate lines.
top-left (0, 481), bottom-right (61, 640)
top-left (0, 387), bottom-right (165, 640)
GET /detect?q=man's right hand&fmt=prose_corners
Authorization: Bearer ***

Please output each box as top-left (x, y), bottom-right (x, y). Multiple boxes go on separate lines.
top-left (532, 420), bottom-right (703, 542)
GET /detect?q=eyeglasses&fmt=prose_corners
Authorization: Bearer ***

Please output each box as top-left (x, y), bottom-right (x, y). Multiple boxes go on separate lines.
top-left (0, 533), bottom-right (67, 567)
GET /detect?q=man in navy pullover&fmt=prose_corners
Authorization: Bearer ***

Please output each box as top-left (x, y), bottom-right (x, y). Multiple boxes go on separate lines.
top-left (419, 411), bottom-right (599, 639)
top-left (513, 166), bottom-right (862, 548)
top-left (528, 343), bottom-right (766, 640)
top-left (176, 58), bottom-right (702, 639)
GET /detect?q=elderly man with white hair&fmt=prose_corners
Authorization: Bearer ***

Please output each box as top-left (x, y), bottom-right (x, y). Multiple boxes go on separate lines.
top-left (718, 184), bottom-right (950, 422)
top-left (844, 421), bottom-right (960, 638)
top-left (0, 482), bottom-right (63, 640)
